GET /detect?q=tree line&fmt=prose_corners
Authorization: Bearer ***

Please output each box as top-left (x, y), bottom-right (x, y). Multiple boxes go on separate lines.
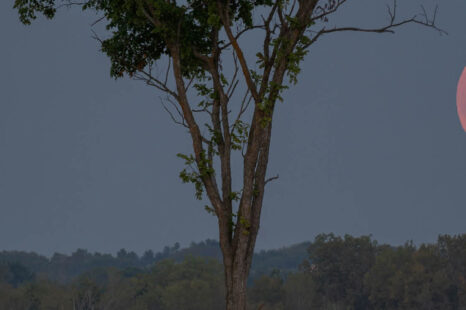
top-left (0, 239), bottom-right (308, 285)
top-left (1, 234), bottom-right (465, 309)
top-left (249, 234), bottom-right (466, 309)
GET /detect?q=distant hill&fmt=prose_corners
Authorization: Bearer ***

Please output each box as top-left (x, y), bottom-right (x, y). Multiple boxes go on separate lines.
top-left (155, 239), bottom-right (311, 280)
top-left (0, 239), bottom-right (310, 284)
top-left (250, 242), bottom-right (311, 279)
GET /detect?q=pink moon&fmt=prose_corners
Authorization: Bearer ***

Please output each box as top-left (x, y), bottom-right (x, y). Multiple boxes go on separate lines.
top-left (457, 67), bottom-right (466, 132)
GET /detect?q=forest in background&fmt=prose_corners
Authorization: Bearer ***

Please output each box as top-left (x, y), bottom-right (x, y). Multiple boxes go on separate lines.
top-left (0, 234), bottom-right (465, 309)
top-left (0, 239), bottom-right (310, 285)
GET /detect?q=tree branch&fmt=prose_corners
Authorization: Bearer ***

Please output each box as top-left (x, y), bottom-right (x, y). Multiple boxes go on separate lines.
top-left (265, 174), bottom-right (279, 185)
top-left (160, 96), bottom-right (189, 129)
top-left (218, 1), bottom-right (260, 103)
top-left (305, 0), bottom-right (446, 49)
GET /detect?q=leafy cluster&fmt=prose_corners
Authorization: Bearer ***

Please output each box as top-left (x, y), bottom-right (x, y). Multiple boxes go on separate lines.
top-left (87, 0), bottom-right (214, 78)
top-left (177, 151), bottom-right (213, 200)
top-left (14, 0), bottom-right (275, 79)
top-left (14, 0), bottom-right (55, 24)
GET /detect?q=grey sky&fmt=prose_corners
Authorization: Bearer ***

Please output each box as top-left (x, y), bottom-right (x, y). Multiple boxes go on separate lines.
top-left (1, 1), bottom-right (465, 256)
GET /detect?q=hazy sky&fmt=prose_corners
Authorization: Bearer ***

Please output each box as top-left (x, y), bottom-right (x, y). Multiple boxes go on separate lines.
top-left (1, 1), bottom-right (466, 256)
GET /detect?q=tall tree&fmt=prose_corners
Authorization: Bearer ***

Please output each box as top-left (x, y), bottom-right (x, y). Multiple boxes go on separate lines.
top-left (14, 1), bottom-right (443, 309)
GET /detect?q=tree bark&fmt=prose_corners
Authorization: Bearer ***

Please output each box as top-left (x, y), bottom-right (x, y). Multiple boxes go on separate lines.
top-left (224, 238), bottom-right (251, 310)
top-left (225, 267), bottom-right (248, 310)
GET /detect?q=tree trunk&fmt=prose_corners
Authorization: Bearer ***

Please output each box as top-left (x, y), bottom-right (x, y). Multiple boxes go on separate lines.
top-left (221, 216), bottom-right (260, 310)
top-left (225, 261), bottom-right (248, 310)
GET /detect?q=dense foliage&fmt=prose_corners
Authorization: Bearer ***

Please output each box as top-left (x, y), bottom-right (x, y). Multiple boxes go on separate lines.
top-left (249, 234), bottom-right (466, 310)
top-left (0, 256), bottom-right (225, 310)
top-left (1, 234), bottom-right (466, 309)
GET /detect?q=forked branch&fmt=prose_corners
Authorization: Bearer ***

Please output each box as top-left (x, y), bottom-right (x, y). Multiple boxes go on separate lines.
top-left (305, 0), bottom-right (446, 49)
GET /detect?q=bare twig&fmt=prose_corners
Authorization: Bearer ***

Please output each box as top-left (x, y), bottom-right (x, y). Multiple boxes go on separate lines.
top-left (160, 95), bottom-right (188, 128)
top-left (90, 16), bottom-right (106, 27)
top-left (219, 25), bottom-right (265, 51)
top-left (265, 174), bottom-right (279, 185)
top-left (305, 0), bottom-right (446, 50)
top-left (135, 70), bottom-right (178, 99)
top-left (311, 0), bottom-right (348, 23)
top-left (231, 89), bottom-right (252, 133)
top-left (227, 52), bottom-right (240, 99)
